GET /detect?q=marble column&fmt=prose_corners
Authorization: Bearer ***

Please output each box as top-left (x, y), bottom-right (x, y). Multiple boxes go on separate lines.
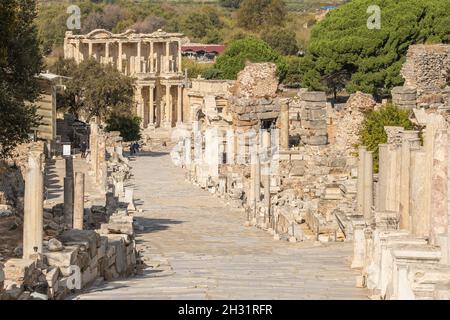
top-left (177, 85), bottom-right (183, 124)
top-left (23, 150), bottom-right (44, 259)
top-left (280, 102), bottom-right (289, 149)
top-left (430, 128), bottom-right (448, 245)
top-left (254, 151), bottom-right (261, 203)
top-left (363, 151), bottom-right (374, 221)
top-left (178, 40), bottom-right (182, 73)
top-left (75, 40), bottom-right (81, 63)
top-left (351, 219), bottom-right (366, 269)
top-left (118, 41), bottom-right (123, 72)
top-left (149, 85), bottom-right (155, 126)
top-left (149, 41), bottom-right (154, 73)
top-left (136, 86), bottom-right (144, 127)
top-left (357, 146), bottom-right (367, 216)
top-left (410, 149), bottom-right (429, 237)
top-left (97, 134), bottom-right (107, 193)
top-left (73, 172), bottom-right (85, 230)
top-left (377, 144), bottom-right (388, 212)
top-left (165, 83), bottom-right (171, 126)
top-left (166, 41), bottom-right (170, 73)
top-left (88, 41), bottom-right (93, 57)
top-left (105, 42), bottom-right (110, 63)
top-left (226, 129), bottom-right (235, 165)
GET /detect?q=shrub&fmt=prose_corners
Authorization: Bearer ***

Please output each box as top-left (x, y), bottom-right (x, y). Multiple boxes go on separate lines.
top-left (358, 103), bottom-right (415, 172)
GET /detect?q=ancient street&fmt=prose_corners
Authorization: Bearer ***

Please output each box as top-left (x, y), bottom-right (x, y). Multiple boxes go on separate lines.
top-left (74, 152), bottom-right (366, 300)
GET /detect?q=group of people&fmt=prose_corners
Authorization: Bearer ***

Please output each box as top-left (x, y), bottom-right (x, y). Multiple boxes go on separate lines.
top-left (129, 141), bottom-right (140, 155)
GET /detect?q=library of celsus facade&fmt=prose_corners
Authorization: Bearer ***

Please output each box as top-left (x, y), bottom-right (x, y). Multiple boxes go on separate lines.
top-left (64, 29), bottom-right (185, 129)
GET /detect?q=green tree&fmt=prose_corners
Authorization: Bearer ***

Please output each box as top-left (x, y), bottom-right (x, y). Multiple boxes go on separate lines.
top-left (262, 27), bottom-right (299, 56)
top-left (283, 56), bottom-right (303, 88)
top-left (237, 0), bottom-right (287, 31)
top-left (302, 0), bottom-right (450, 97)
top-left (62, 59), bottom-right (134, 122)
top-left (180, 8), bottom-right (224, 42)
top-left (105, 115), bottom-right (141, 142)
top-left (359, 103), bottom-right (415, 172)
top-left (214, 37), bottom-right (287, 80)
top-left (0, 0), bottom-right (43, 157)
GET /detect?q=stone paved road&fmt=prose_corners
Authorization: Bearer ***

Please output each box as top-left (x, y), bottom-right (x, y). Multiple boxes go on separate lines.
top-left (74, 152), bottom-right (367, 300)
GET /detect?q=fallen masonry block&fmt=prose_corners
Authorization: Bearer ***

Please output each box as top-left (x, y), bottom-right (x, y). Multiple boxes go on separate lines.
top-left (43, 246), bottom-right (79, 270)
top-left (3, 259), bottom-right (36, 286)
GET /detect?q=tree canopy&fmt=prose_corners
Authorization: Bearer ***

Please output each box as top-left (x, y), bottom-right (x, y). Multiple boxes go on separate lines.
top-left (237, 0), bottom-right (287, 31)
top-left (214, 37), bottom-right (287, 80)
top-left (61, 59), bottom-right (134, 123)
top-left (262, 27), bottom-right (299, 56)
top-left (0, 0), bottom-right (43, 157)
top-left (301, 0), bottom-right (450, 97)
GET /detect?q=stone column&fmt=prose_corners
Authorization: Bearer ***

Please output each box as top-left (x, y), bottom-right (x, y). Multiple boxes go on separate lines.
top-left (88, 41), bottom-right (93, 57)
top-left (23, 150), bottom-right (44, 259)
top-left (136, 86), bottom-right (144, 127)
top-left (377, 144), bottom-right (388, 211)
top-left (73, 172), bottom-right (85, 230)
top-left (410, 149), bottom-right (428, 237)
top-left (105, 42), bottom-right (110, 62)
top-left (178, 40), bottom-right (182, 73)
top-left (150, 41), bottom-right (154, 73)
top-left (63, 157), bottom-right (74, 227)
top-left (254, 151), bottom-right (261, 203)
top-left (357, 146), bottom-right (367, 216)
top-left (149, 85), bottom-right (155, 126)
top-left (75, 40), bottom-right (81, 63)
top-left (226, 129), bottom-right (235, 165)
top-left (165, 83), bottom-right (171, 126)
top-left (166, 41), bottom-right (170, 73)
top-left (90, 122), bottom-right (99, 179)
top-left (363, 151), bottom-right (374, 221)
top-left (97, 134), bottom-right (107, 193)
top-left (430, 128), bottom-right (448, 245)
top-left (279, 102), bottom-right (289, 149)
top-left (184, 136), bottom-right (191, 166)
top-left (137, 40), bottom-right (142, 73)
top-left (177, 85), bottom-right (183, 124)
top-left (118, 41), bottom-right (123, 72)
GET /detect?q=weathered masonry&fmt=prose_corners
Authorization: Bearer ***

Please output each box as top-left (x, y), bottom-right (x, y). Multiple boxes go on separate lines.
top-left (64, 29), bottom-right (185, 129)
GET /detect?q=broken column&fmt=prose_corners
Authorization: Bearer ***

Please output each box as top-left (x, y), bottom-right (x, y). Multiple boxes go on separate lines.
top-left (23, 149), bottom-right (44, 259)
top-left (399, 131), bottom-right (421, 230)
top-left (73, 172), bottom-right (85, 230)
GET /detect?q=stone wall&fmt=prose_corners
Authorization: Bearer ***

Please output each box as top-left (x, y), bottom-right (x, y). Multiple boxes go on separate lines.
top-left (396, 44), bottom-right (450, 109)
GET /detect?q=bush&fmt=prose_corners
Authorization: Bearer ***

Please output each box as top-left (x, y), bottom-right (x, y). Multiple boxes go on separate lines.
top-left (358, 103), bottom-right (415, 172)
top-left (214, 37), bottom-right (287, 80)
top-left (105, 115), bottom-right (141, 142)
top-left (202, 68), bottom-right (224, 80)
top-left (182, 58), bottom-right (215, 79)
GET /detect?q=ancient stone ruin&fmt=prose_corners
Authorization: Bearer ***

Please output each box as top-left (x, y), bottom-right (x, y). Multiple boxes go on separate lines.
top-left (0, 122), bottom-right (138, 300)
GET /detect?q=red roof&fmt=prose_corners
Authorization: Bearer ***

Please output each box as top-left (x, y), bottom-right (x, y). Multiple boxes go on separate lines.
top-left (181, 43), bottom-right (226, 54)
